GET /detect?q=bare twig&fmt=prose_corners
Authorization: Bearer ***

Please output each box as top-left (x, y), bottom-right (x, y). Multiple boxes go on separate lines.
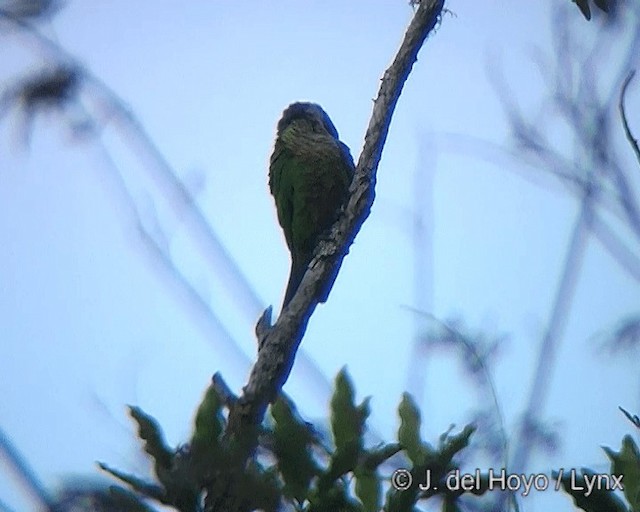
top-left (212, 373), bottom-right (238, 408)
top-left (620, 70), bottom-right (640, 168)
top-left (619, 406), bottom-right (640, 429)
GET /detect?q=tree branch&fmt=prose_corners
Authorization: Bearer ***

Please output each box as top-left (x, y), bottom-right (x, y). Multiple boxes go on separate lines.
top-left (215, 0), bottom-right (446, 509)
top-left (0, 426), bottom-right (53, 510)
top-left (620, 70), bottom-right (640, 168)
top-left (230, 0), bottom-right (444, 440)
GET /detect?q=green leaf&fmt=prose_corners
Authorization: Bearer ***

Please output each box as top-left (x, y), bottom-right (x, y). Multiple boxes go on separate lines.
top-left (308, 482), bottom-right (363, 512)
top-left (397, 393), bottom-right (427, 466)
top-left (191, 384), bottom-right (224, 449)
top-left (441, 495), bottom-right (461, 512)
top-left (128, 406), bottom-right (201, 510)
top-left (320, 370), bottom-right (370, 492)
top-left (603, 435), bottom-right (640, 510)
top-left (271, 395), bottom-right (319, 502)
top-left (326, 440), bottom-right (362, 487)
top-left (128, 406), bottom-right (173, 470)
top-left (354, 466), bottom-right (380, 512)
top-left (361, 443), bottom-right (402, 470)
top-left (384, 478), bottom-right (419, 512)
top-left (188, 384), bottom-right (227, 481)
top-left (97, 462), bottom-right (165, 501)
top-left (242, 461), bottom-right (282, 512)
top-left (439, 424), bottom-right (476, 463)
top-left (331, 369), bottom-right (370, 453)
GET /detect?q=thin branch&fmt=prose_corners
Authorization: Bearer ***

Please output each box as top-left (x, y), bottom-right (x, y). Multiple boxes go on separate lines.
top-left (620, 70), bottom-right (640, 168)
top-left (0, 426), bottom-right (53, 510)
top-left (0, 7), bottom-right (264, 323)
top-left (619, 406), bottom-right (640, 429)
top-left (93, 95), bottom-right (266, 321)
top-left (589, 211), bottom-right (640, 282)
top-left (404, 308), bottom-right (510, 469)
top-left (511, 186), bottom-right (593, 475)
top-left (88, 133), bottom-right (254, 374)
top-left (436, 131), bottom-right (640, 284)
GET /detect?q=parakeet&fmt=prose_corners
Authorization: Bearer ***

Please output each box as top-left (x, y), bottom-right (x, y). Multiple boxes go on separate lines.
top-left (269, 102), bottom-right (355, 308)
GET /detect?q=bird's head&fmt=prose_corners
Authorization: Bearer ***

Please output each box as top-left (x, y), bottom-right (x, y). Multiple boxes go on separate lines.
top-left (277, 102), bottom-right (340, 140)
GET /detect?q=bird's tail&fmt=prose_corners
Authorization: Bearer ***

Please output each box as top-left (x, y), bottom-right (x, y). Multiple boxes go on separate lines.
top-left (282, 261), bottom-right (306, 309)
top-left (282, 254), bottom-right (344, 309)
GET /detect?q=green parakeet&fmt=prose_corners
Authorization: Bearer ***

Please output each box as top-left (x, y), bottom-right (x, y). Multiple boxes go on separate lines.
top-left (269, 102), bottom-right (355, 308)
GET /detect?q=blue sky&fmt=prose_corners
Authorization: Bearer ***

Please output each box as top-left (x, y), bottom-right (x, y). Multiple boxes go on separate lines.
top-left (1, 1), bottom-right (639, 511)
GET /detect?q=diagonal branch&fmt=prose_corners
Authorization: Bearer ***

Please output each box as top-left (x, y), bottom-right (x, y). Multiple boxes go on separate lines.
top-left (229, 0), bottom-right (444, 438)
top-left (0, 426), bottom-right (53, 510)
top-left (217, 0), bottom-right (445, 508)
top-left (0, 7), bottom-right (264, 322)
top-left (88, 135), bottom-right (252, 370)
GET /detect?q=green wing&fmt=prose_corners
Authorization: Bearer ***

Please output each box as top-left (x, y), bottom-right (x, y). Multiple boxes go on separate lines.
top-left (269, 141), bottom-right (296, 253)
top-left (269, 131), bottom-right (354, 306)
